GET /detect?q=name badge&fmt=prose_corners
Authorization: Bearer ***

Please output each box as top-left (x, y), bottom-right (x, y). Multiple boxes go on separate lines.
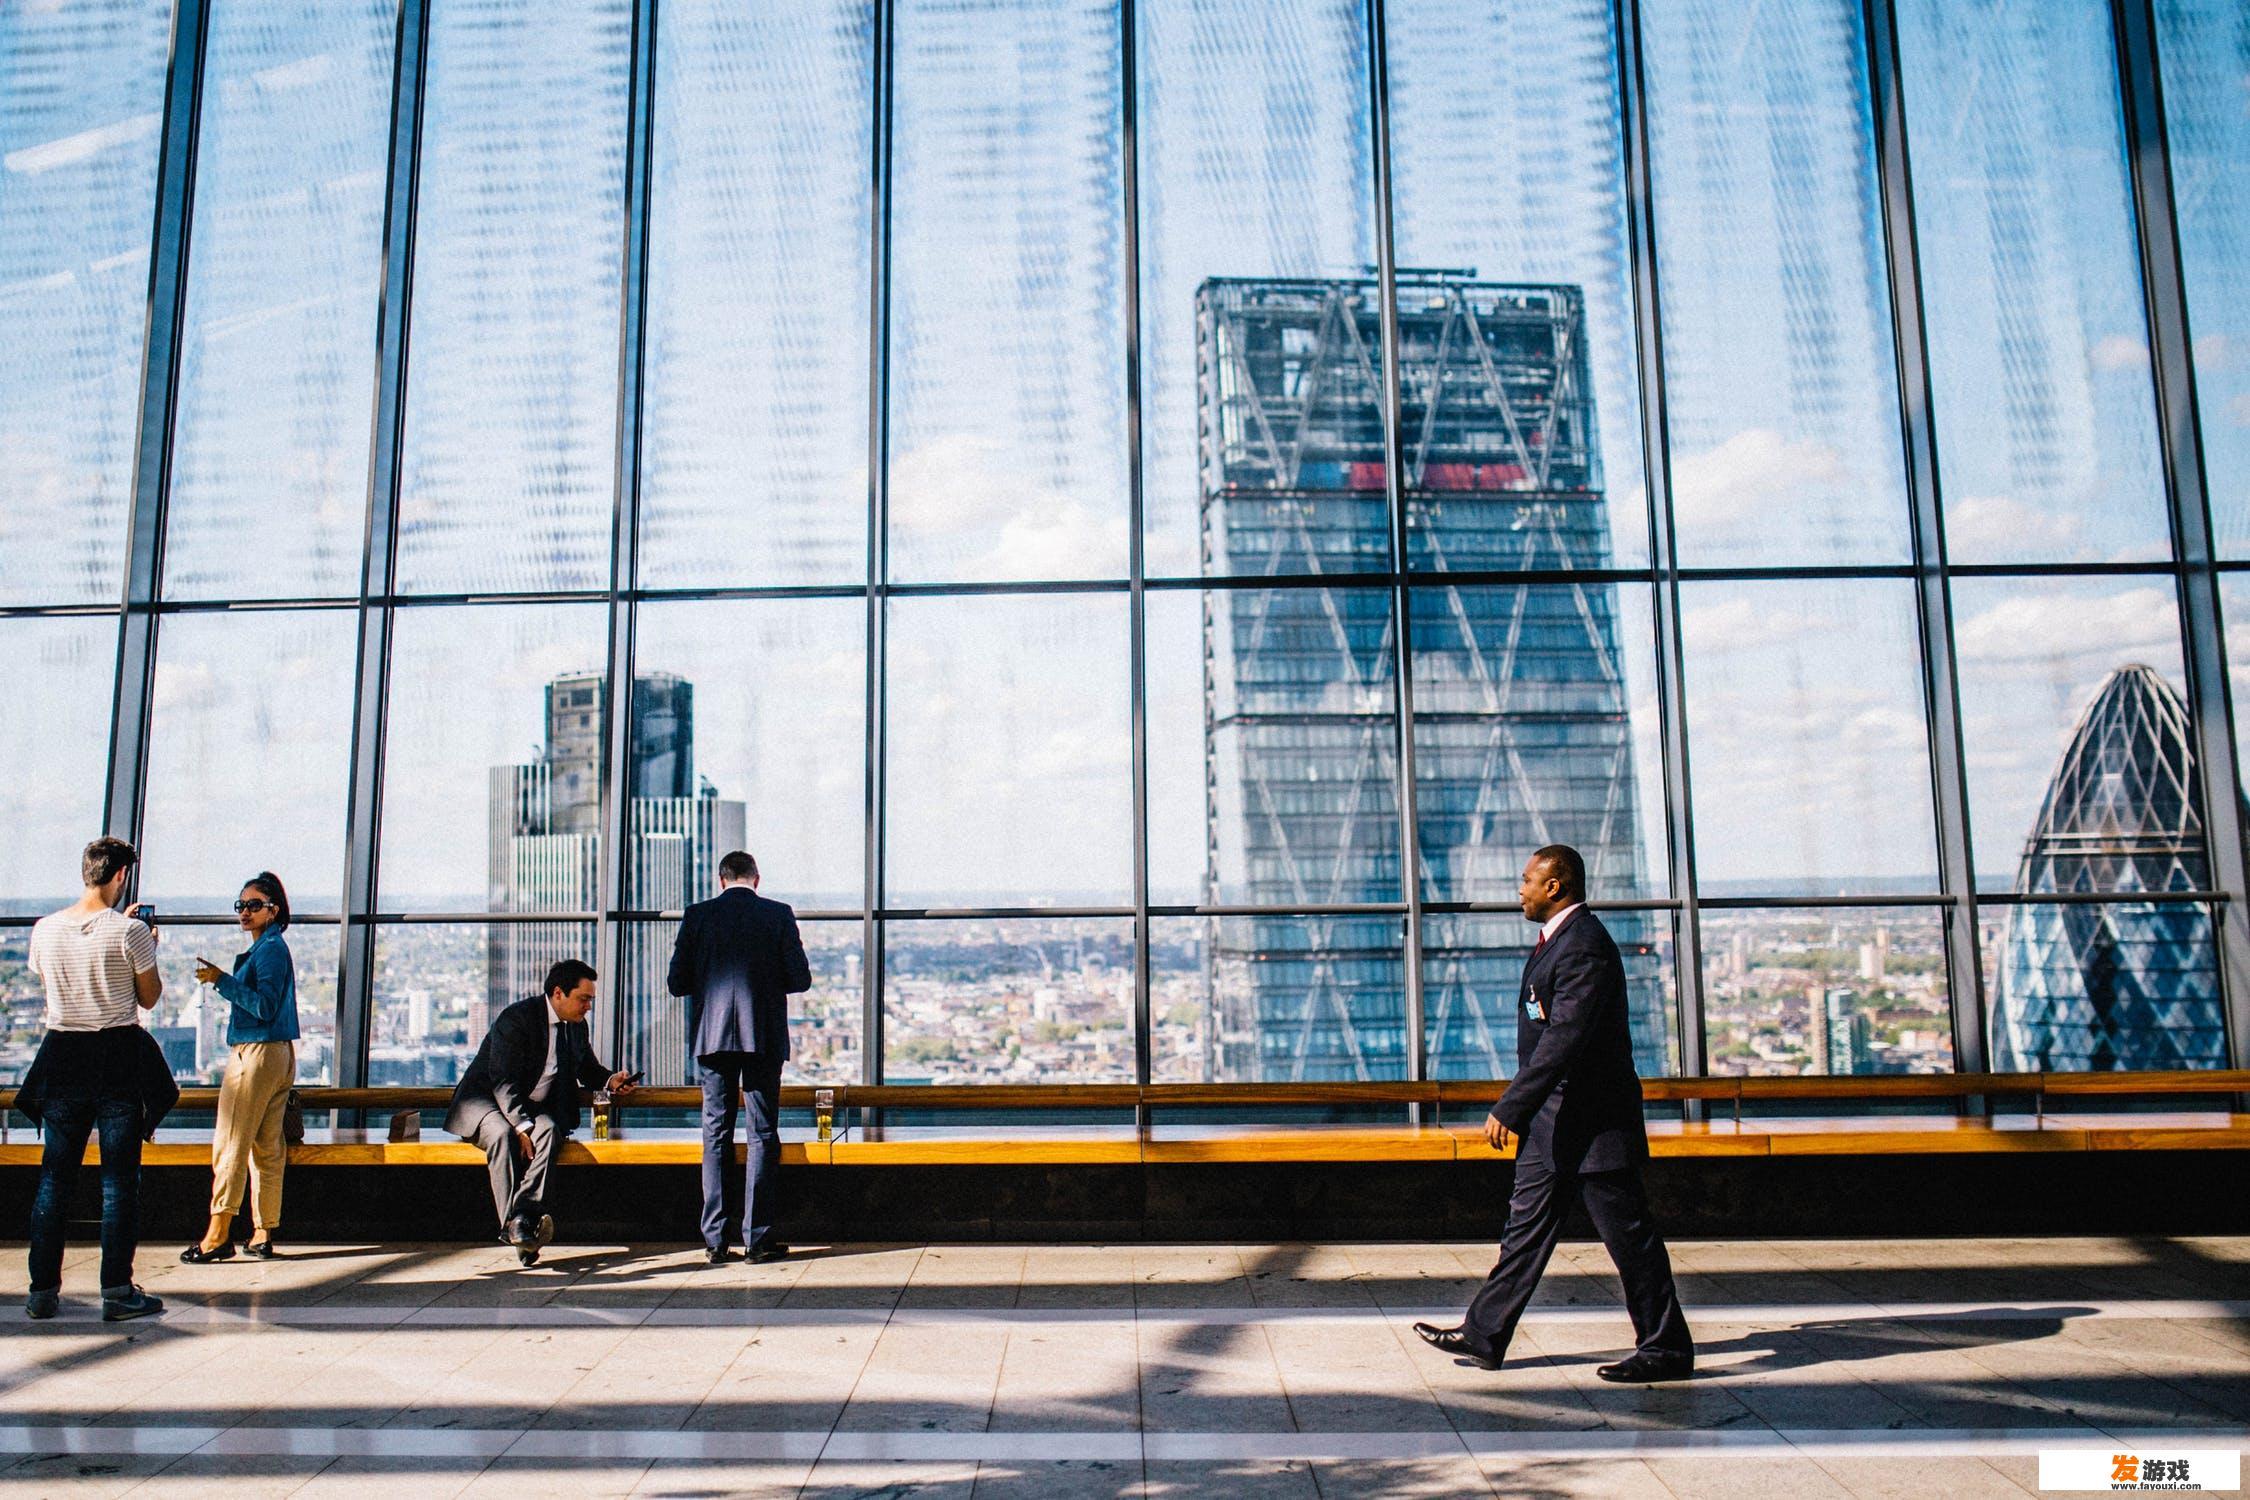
top-left (1524, 988), bottom-right (1546, 1023)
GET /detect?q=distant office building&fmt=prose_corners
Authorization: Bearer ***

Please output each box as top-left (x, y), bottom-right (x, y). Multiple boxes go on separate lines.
top-left (1991, 665), bottom-right (2227, 1070)
top-left (1810, 986), bottom-right (1868, 1075)
top-left (1196, 275), bottom-right (1668, 1081)
top-left (487, 672), bottom-right (744, 1074)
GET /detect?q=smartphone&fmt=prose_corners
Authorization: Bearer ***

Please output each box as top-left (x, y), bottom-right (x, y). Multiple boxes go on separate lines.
top-left (621, 1070), bottom-right (645, 1085)
top-left (128, 902), bottom-right (157, 924)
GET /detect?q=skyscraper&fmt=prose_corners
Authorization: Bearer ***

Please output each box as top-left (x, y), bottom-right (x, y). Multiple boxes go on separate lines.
top-left (1991, 664), bottom-right (2228, 1070)
top-left (487, 671), bottom-right (744, 1069)
top-left (1196, 275), bottom-right (1668, 1082)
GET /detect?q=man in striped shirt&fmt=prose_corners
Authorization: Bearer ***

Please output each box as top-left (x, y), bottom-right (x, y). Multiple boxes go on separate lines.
top-left (22, 837), bottom-right (166, 1322)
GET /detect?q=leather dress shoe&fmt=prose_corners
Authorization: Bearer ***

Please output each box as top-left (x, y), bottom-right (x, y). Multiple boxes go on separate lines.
top-left (704, 1246), bottom-right (733, 1266)
top-left (1596, 1350), bottom-right (1694, 1383)
top-left (1413, 1322), bottom-right (1501, 1370)
top-left (180, 1241), bottom-right (236, 1264)
top-left (745, 1239), bottom-right (790, 1265)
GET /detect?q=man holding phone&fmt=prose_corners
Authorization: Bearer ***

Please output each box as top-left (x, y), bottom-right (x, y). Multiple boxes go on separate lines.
top-left (444, 959), bottom-right (637, 1265)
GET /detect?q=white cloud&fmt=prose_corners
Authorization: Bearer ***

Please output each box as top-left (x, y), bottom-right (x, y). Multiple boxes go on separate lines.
top-left (889, 434), bottom-right (1125, 579)
top-left (2230, 392), bottom-right (2250, 429)
top-left (1944, 493), bottom-right (2083, 559)
top-left (1666, 428), bottom-right (1848, 533)
top-left (2194, 332), bottom-right (2231, 371)
top-left (2092, 335), bottom-right (2149, 373)
top-left (1953, 585), bottom-right (2177, 667)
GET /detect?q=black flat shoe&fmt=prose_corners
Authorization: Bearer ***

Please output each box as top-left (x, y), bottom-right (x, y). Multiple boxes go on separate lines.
top-left (1413, 1322), bottom-right (1501, 1370)
top-left (180, 1242), bottom-right (236, 1264)
top-left (1596, 1351), bottom-right (1694, 1383)
top-left (243, 1239), bottom-right (276, 1260)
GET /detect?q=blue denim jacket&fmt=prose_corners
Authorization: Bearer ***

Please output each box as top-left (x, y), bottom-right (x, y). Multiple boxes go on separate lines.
top-left (214, 928), bottom-right (300, 1045)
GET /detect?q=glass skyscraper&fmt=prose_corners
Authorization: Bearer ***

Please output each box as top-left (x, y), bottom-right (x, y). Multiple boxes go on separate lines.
top-left (1991, 665), bottom-right (2227, 1071)
top-left (1197, 275), bottom-right (1668, 1081)
top-left (489, 672), bottom-right (743, 1069)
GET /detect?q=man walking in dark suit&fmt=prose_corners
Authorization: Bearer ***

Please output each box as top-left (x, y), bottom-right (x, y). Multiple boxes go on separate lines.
top-left (446, 959), bottom-right (637, 1266)
top-left (1416, 844), bottom-right (1695, 1382)
top-left (667, 851), bottom-right (812, 1265)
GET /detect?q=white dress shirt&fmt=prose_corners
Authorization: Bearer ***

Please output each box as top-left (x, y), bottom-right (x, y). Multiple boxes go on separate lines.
top-left (528, 995), bottom-right (564, 1104)
top-left (1539, 901), bottom-right (1585, 944)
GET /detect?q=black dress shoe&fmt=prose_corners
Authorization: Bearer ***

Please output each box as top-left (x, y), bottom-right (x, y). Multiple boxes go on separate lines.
top-left (180, 1242), bottom-right (236, 1264)
top-left (1596, 1350), bottom-right (1694, 1383)
top-left (243, 1238), bottom-right (276, 1260)
top-left (745, 1239), bottom-right (790, 1265)
top-left (704, 1246), bottom-right (733, 1266)
top-left (1412, 1321), bottom-right (1501, 1370)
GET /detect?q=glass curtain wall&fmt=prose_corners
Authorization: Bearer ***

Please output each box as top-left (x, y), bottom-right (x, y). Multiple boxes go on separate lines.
top-left (2, 0), bottom-right (2244, 1091)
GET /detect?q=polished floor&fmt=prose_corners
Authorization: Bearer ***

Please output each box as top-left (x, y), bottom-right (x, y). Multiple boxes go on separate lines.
top-left (0, 1235), bottom-right (2245, 1496)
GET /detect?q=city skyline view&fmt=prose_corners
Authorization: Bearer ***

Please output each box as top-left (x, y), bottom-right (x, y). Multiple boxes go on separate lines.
top-left (3, 0), bottom-right (2247, 1091)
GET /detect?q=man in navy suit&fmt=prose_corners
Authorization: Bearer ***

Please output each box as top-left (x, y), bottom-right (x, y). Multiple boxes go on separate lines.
top-left (667, 851), bottom-right (812, 1264)
top-left (446, 959), bottom-right (637, 1266)
top-left (1415, 844), bottom-right (1694, 1382)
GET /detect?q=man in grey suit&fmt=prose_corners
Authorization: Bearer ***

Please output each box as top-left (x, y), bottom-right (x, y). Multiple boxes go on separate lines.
top-left (667, 851), bottom-right (812, 1264)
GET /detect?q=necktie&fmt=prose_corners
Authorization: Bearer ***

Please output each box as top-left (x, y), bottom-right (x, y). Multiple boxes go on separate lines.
top-left (1533, 931), bottom-right (1548, 956)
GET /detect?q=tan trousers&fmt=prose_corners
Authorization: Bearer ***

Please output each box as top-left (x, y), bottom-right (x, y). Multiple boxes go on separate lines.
top-left (210, 1041), bottom-right (294, 1227)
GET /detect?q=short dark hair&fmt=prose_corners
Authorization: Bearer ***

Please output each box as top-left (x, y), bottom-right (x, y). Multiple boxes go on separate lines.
top-left (1531, 843), bottom-right (1587, 899)
top-left (82, 837), bottom-right (138, 888)
top-left (718, 850), bottom-right (758, 883)
top-left (543, 958), bottom-right (598, 998)
top-left (243, 871), bottom-right (290, 931)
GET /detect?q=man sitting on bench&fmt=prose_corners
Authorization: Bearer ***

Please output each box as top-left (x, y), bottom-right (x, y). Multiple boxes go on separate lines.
top-left (445, 959), bottom-right (637, 1265)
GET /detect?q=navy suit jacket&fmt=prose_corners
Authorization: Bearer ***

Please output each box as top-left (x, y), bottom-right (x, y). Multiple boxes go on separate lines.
top-left (666, 886), bottom-right (812, 1063)
top-left (445, 996), bottom-right (611, 1137)
top-left (1489, 908), bottom-right (1649, 1174)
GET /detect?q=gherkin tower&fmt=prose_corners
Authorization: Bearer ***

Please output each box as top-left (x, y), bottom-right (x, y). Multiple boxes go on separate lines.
top-left (1991, 665), bottom-right (2228, 1071)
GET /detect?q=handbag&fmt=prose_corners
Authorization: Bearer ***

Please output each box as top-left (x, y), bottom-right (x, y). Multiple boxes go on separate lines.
top-left (283, 1088), bottom-right (305, 1145)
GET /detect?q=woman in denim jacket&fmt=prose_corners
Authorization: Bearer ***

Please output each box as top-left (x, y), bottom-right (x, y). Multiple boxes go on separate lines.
top-left (181, 872), bottom-right (300, 1262)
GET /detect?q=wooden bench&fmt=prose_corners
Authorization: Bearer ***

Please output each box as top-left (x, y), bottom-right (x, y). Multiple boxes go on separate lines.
top-left (3, 1072), bottom-right (2244, 1166)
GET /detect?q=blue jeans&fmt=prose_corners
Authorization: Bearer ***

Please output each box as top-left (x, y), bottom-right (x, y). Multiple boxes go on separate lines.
top-left (28, 1091), bottom-right (143, 1293)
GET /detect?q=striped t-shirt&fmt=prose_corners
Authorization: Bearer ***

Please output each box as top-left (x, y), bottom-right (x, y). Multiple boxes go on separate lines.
top-left (27, 907), bottom-right (157, 1031)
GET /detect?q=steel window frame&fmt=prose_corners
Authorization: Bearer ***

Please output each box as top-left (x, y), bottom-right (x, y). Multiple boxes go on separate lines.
top-left (70, 0), bottom-right (2250, 1094)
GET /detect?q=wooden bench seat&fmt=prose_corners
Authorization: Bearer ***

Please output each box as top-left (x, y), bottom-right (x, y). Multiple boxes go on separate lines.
top-left (4, 1111), bottom-right (2244, 1167)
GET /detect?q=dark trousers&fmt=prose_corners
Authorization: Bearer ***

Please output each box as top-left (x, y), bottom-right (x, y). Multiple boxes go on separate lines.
top-left (698, 1051), bottom-right (783, 1250)
top-left (1463, 1152), bottom-right (1694, 1363)
top-left (28, 1091), bottom-right (143, 1293)
top-left (465, 1107), bottom-right (561, 1233)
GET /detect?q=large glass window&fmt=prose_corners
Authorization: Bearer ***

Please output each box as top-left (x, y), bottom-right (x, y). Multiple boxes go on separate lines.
top-left (626, 598), bottom-right (865, 911)
top-left (1386, 0), bottom-right (1650, 571)
top-left (636, 0), bottom-right (871, 589)
top-left (163, 0), bottom-right (399, 600)
top-left (11, 0), bottom-right (2250, 1090)
top-left (1410, 583), bottom-right (1667, 904)
top-left (1147, 586), bottom-right (1403, 910)
top-left (886, 0), bottom-right (1128, 585)
top-left (393, 0), bottom-right (630, 594)
top-left (1702, 907), bottom-right (1952, 1076)
top-left (138, 609), bottom-right (357, 915)
top-left (884, 594), bottom-right (1131, 909)
top-left (1135, 0), bottom-right (1380, 577)
top-left (2156, 0), bottom-right (2250, 556)
top-left (1898, 0), bottom-right (2170, 565)
top-left (0, 618), bottom-right (116, 912)
top-left (885, 917), bottom-right (1134, 1083)
top-left (1639, 0), bottom-right (1911, 567)
top-left (377, 602), bottom-right (610, 913)
top-left (1679, 580), bottom-right (1937, 894)
top-left (1953, 575), bottom-right (2196, 888)
top-left (0, 0), bottom-right (173, 606)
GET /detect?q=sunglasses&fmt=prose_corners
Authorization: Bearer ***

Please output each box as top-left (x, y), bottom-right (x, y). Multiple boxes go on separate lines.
top-left (233, 899), bottom-right (276, 914)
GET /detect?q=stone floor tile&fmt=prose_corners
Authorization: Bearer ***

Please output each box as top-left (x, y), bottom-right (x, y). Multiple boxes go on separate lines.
top-left (1810, 1454), bottom-right (2037, 1499)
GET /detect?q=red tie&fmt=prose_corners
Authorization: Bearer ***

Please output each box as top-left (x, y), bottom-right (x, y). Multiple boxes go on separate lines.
top-left (1533, 931), bottom-right (1548, 955)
